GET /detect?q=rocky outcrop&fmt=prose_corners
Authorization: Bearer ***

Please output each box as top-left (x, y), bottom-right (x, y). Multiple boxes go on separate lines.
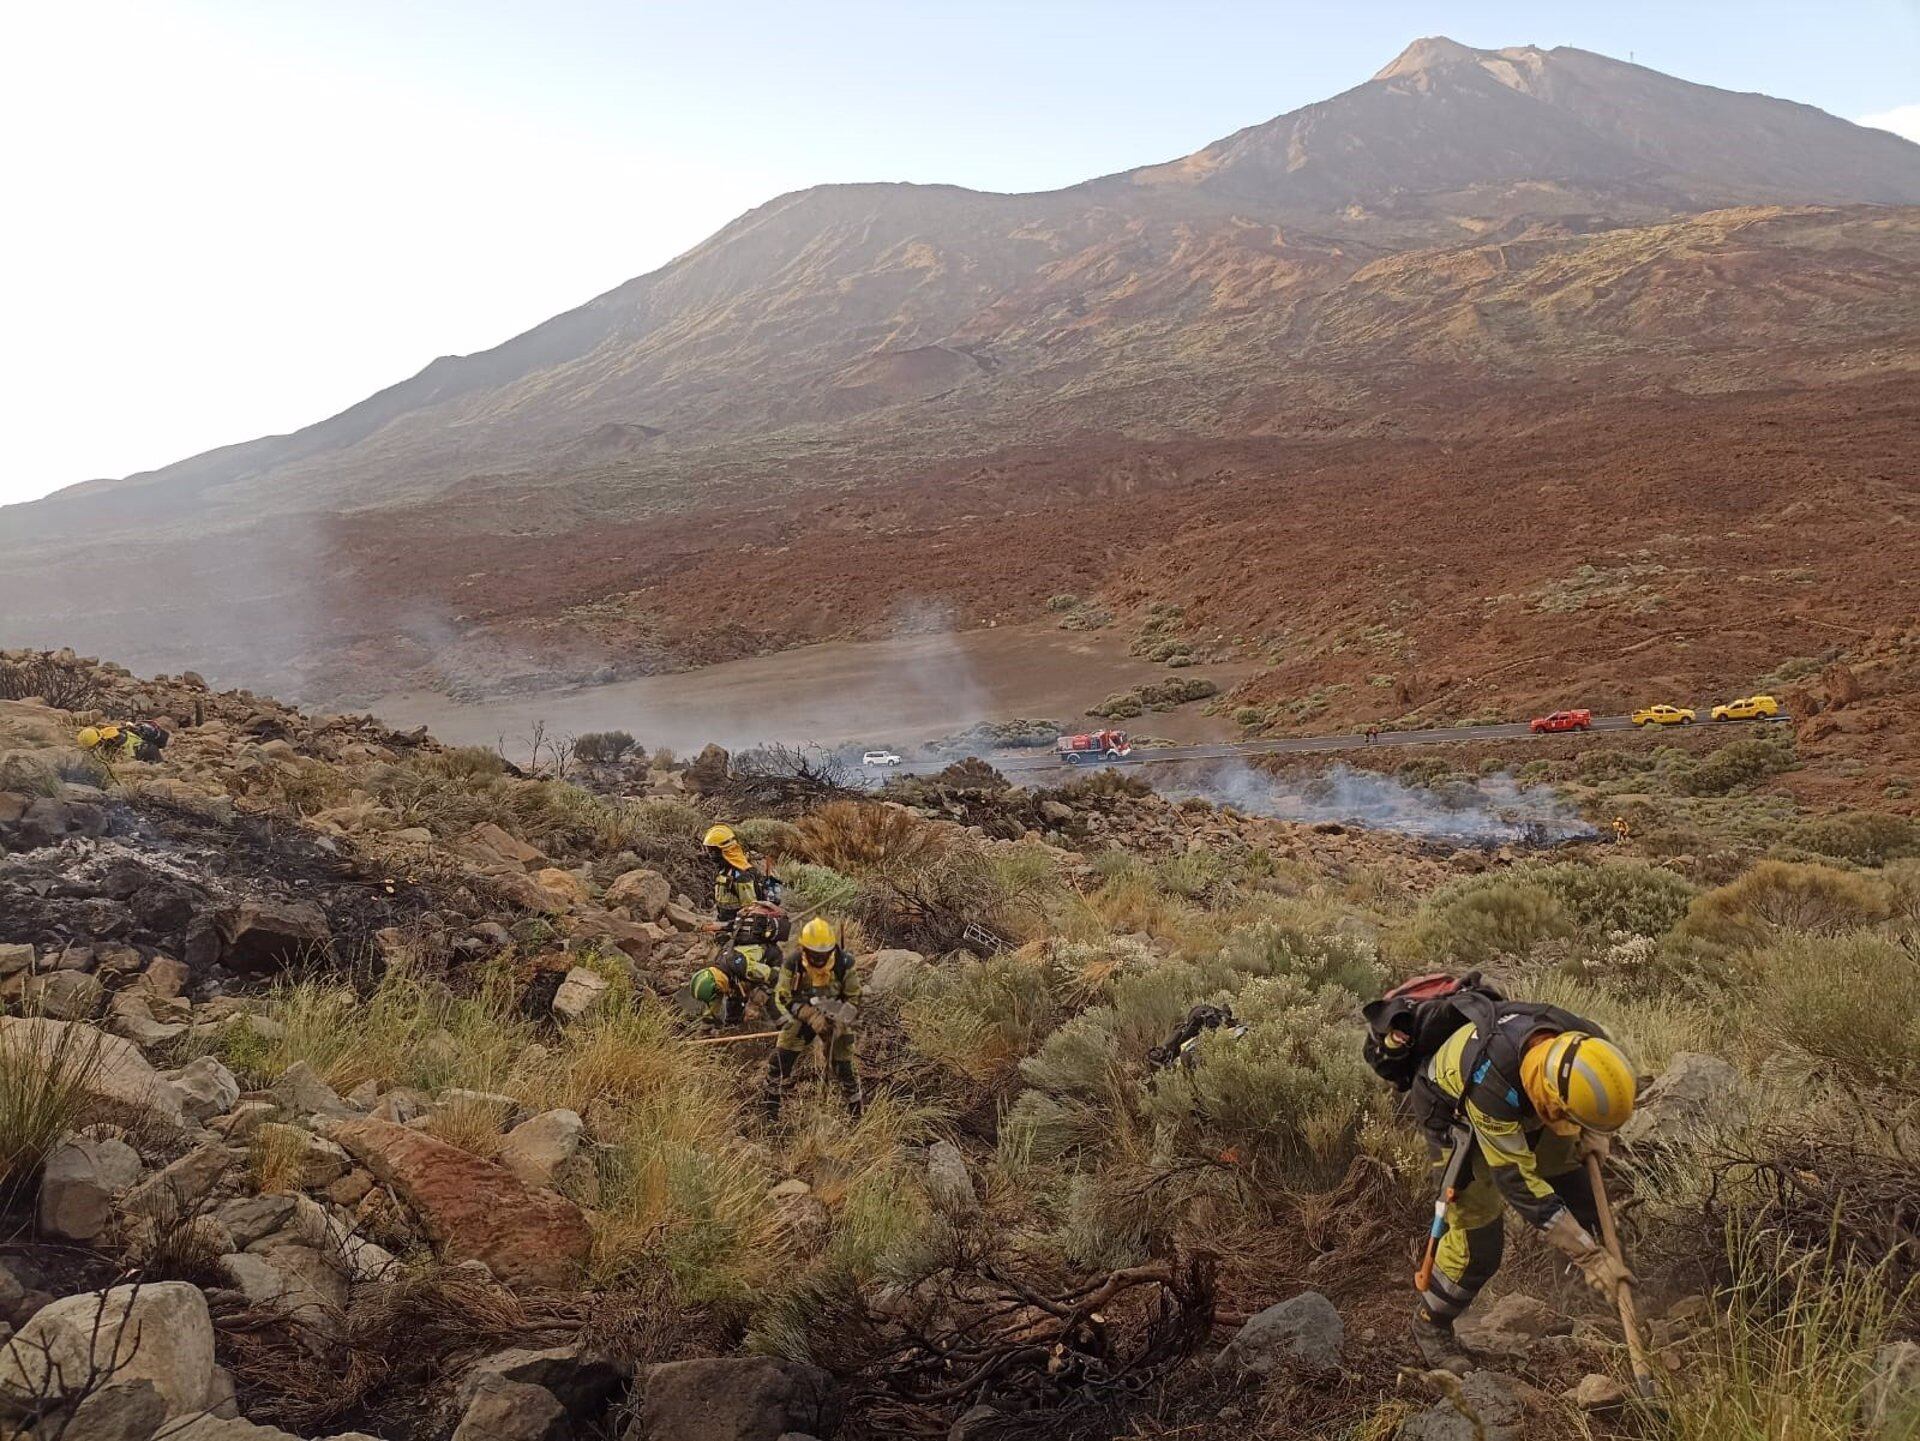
top-left (38, 1134), bottom-right (143, 1243)
top-left (626, 1357), bottom-right (838, 1441)
top-left (0, 1019), bottom-right (184, 1130)
top-left (0, 1282), bottom-right (215, 1419)
top-left (605, 868), bottom-right (671, 920)
top-left (1399, 1369), bottom-right (1532, 1441)
top-left (212, 899), bottom-right (332, 974)
top-left (1213, 1291), bottom-right (1343, 1377)
top-left (1618, 1052), bottom-right (1744, 1148)
top-left (320, 1118), bottom-right (591, 1290)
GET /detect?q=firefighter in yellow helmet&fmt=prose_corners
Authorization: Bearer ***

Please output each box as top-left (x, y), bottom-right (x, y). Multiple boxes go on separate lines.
top-left (703, 823), bottom-right (780, 925)
top-left (766, 917), bottom-right (861, 1116)
top-left (1409, 1008), bottom-right (1637, 1372)
top-left (679, 943), bottom-right (781, 1028)
top-left (76, 722), bottom-right (168, 764)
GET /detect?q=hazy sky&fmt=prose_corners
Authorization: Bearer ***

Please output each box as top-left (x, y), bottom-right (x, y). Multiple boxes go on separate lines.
top-left (4, 0), bottom-right (1918, 506)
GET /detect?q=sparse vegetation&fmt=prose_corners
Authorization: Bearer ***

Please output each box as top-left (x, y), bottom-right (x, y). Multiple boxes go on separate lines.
top-left (573, 729), bottom-right (640, 764)
top-left (0, 1021), bottom-right (105, 1196)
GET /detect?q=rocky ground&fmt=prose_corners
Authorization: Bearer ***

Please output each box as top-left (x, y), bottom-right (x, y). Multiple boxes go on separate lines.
top-left (2, 647), bottom-right (1917, 1441)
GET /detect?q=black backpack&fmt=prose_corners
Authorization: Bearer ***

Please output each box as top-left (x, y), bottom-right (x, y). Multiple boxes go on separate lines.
top-left (1361, 972), bottom-right (1505, 1094)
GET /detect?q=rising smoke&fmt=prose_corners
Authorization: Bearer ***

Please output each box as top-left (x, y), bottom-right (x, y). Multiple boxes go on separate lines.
top-left (1167, 759), bottom-right (1599, 846)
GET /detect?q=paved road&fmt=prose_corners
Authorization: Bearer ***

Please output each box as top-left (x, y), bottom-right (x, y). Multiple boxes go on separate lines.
top-left (893, 712), bottom-right (1787, 778)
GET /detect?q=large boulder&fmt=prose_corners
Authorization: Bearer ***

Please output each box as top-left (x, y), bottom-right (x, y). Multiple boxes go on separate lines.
top-left (269, 1061), bottom-right (355, 1119)
top-left (457, 1345), bottom-right (629, 1419)
top-left (1213, 1291), bottom-right (1343, 1377)
top-left (461, 822), bottom-right (549, 872)
top-left (214, 900), bottom-right (331, 974)
top-left (682, 745), bottom-right (731, 795)
top-left (119, 1142), bottom-right (241, 1231)
top-left (550, 969), bottom-right (611, 1025)
top-left (498, 1110), bottom-right (592, 1197)
top-left (452, 1378), bottom-right (567, 1441)
top-left (0, 1282), bottom-right (215, 1419)
top-left (605, 868), bottom-right (671, 921)
top-left (320, 1118), bottom-right (591, 1290)
top-left (1454, 1293), bottom-right (1566, 1359)
top-left (38, 1134), bottom-right (143, 1242)
top-left (1399, 1370), bottom-right (1531, 1441)
top-left (864, 950), bottom-right (927, 997)
top-left (165, 1056), bottom-right (241, 1125)
top-left (46, 1377), bottom-right (167, 1440)
top-left (1618, 1052), bottom-right (1744, 1149)
top-left (157, 1418), bottom-right (303, 1441)
top-left (20, 969), bottom-right (104, 1021)
top-left (0, 1020), bottom-right (184, 1131)
top-left (218, 1246), bottom-right (347, 1326)
top-left (625, 1358), bottom-right (837, 1441)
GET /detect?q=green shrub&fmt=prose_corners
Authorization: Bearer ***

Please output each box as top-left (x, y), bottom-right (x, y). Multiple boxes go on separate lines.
top-left (1534, 861), bottom-right (1698, 938)
top-left (733, 817), bottom-right (802, 857)
top-left (1138, 975), bottom-right (1384, 1191)
top-left (1088, 692), bottom-right (1144, 720)
top-left (1398, 876), bottom-right (1574, 965)
top-left (1680, 861), bottom-right (1893, 949)
top-left (1395, 757), bottom-right (1451, 789)
top-left (1046, 594), bottom-right (1080, 612)
top-left (1675, 737), bottom-right (1795, 797)
top-left (574, 730), bottom-right (639, 764)
top-left (901, 952), bottom-right (1067, 1093)
top-left (1744, 931), bottom-right (1920, 1088)
top-left (1232, 706), bottom-right (1266, 728)
top-left (0, 1021), bottom-right (105, 1193)
top-left (1212, 921), bottom-right (1381, 998)
top-left (1785, 812), bottom-right (1919, 867)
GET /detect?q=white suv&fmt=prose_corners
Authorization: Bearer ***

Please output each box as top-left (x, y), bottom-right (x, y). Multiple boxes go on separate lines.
top-left (861, 750), bottom-right (903, 767)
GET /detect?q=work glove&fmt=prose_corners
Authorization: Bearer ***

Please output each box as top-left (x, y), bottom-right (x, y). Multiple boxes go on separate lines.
top-left (1543, 1208), bottom-right (1636, 1301)
top-left (1574, 1247), bottom-right (1636, 1302)
top-left (1579, 1129), bottom-right (1612, 1163)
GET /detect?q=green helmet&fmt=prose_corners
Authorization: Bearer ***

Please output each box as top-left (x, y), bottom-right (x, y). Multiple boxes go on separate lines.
top-left (691, 968), bottom-right (725, 1004)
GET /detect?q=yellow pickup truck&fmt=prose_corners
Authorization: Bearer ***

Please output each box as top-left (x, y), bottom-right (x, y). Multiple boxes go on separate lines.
top-left (1711, 695), bottom-right (1780, 722)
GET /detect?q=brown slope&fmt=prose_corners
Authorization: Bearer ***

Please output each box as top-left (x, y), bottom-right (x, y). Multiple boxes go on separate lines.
top-left (11, 36), bottom-right (1919, 534)
top-left (4, 41), bottom-right (1920, 702)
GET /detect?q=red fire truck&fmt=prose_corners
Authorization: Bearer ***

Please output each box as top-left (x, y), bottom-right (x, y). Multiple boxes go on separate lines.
top-left (1055, 729), bottom-right (1134, 764)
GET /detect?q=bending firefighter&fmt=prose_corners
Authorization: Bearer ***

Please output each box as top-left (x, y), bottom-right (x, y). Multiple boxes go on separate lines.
top-left (765, 918), bottom-right (861, 1116)
top-left (76, 722), bottom-right (169, 764)
top-left (1364, 975), bottom-right (1637, 1373)
top-left (703, 823), bottom-right (780, 925)
top-left (681, 944), bottom-right (781, 1028)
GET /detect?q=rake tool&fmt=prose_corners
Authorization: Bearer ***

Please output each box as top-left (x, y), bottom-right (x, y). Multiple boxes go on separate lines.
top-left (1586, 1151), bottom-right (1657, 1399)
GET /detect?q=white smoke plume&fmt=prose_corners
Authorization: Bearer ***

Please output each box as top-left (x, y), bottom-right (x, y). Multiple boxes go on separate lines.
top-left (1165, 760), bottom-right (1599, 846)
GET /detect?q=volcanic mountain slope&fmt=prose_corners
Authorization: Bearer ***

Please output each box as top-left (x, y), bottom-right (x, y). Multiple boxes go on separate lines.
top-left (3, 37), bottom-right (1918, 704)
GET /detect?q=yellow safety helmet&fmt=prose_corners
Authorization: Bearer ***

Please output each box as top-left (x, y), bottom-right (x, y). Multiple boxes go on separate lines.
top-left (798, 917), bottom-right (837, 955)
top-left (76, 727), bottom-right (103, 749)
top-left (1522, 1032), bottom-right (1636, 1133)
top-left (702, 824), bottom-right (736, 849)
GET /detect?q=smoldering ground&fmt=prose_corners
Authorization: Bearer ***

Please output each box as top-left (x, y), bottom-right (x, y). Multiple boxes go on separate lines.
top-left (1165, 759), bottom-right (1599, 846)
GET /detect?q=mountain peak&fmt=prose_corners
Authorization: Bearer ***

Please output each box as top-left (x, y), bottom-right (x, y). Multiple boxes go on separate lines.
top-left (1373, 35), bottom-right (1489, 81)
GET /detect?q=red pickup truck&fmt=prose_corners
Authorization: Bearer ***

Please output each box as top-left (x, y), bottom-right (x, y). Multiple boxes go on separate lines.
top-left (1529, 709), bottom-right (1593, 734)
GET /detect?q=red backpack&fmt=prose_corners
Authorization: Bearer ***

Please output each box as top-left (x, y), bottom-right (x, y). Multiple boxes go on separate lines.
top-left (1361, 972), bottom-right (1505, 1093)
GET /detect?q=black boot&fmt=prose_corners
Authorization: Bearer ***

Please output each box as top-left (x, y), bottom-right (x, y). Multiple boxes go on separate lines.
top-left (833, 1060), bottom-right (863, 1119)
top-left (764, 1049), bottom-right (797, 1119)
top-left (1411, 1311), bottom-right (1475, 1375)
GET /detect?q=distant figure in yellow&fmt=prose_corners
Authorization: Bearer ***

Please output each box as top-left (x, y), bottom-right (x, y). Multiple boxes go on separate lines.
top-left (77, 722), bottom-right (169, 764)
